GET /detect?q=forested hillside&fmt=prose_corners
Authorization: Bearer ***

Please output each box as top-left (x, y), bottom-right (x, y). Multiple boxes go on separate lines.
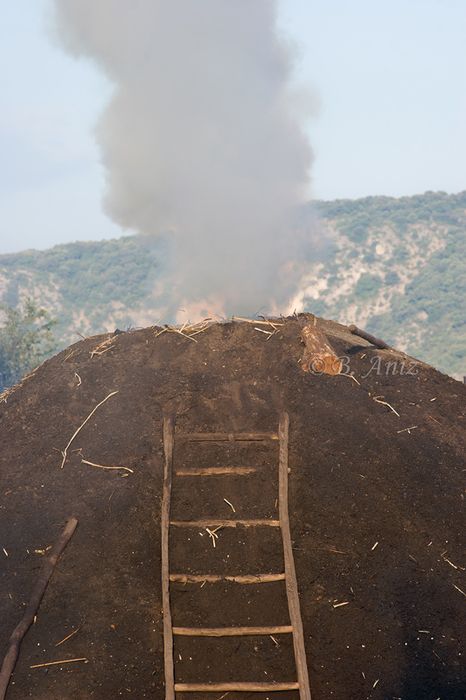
top-left (1, 191), bottom-right (464, 378)
top-left (300, 191), bottom-right (466, 378)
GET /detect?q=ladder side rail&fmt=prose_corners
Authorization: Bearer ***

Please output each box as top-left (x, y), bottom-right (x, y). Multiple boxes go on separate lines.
top-left (278, 412), bottom-right (312, 700)
top-left (161, 415), bottom-right (175, 700)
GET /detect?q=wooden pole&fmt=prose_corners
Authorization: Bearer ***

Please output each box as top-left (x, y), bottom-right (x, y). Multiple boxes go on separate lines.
top-left (180, 431), bottom-right (278, 442)
top-left (175, 682), bottom-right (300, 692)
top-left (161, 416), bottom-right (175, 700)
top-left (170, 519), bottom-right (280, 528)
top-left (278, 413), bottom-right (312, 700)
top-left (348, 324), bottom-right (390, 349)
top-left (0, 517), bottom-right (78, 700)
top-left (172, 625), bottom-right (293, 637)
top-left (169, 573), bottom-right (286, 584)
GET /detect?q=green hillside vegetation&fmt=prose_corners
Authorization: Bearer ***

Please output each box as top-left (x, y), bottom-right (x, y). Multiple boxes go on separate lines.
top-left (0, 237), bottom-right (161, 341)
top-left (0, 300), bottom-right (56, 391)
top-left (0, 236), bottom-right (157, 310)
top-left (309, 191), bottom-right (466, 377)
top-left (0, 190), bottom-right (464, 380)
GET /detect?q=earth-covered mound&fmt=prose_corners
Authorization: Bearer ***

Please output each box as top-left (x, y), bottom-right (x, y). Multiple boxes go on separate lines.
top-left (0, 315), bottom-right (464, 699)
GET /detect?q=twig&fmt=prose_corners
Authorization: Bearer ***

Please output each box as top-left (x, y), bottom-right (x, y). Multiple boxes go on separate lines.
top-left (0, 389), bottom-right (11, 404)
top-left (30, 657), bottom-right (88, 669)
top-left (453, 583), bottom-right (466, 597)
top-left (339, 373), bottom-right (361, 385)
top-left (232, 316), bottom-right (283, 327)
top-left (174, 328), bottom-right (198, 343)
top-left (373, 396), bottom-right (400, 417)
top-left (255, 326), bottom-right (279, 340)
top-left (0, 518), bottom-right (78, 700)
top-left (64, 349), bottom-right (78, 362)
top-left (206, 528), bottom-right (219, 548)
top-left (441, 552), bottom-right (464, 571)
top-left (55, 626), bottom-right (82, 647)
top-left (205, 526), bottom-right (223, 548)
top-left (59, 391), bottom-right (118, 468)
top-left (188, 325), bottom-right (212, 337)
top-left (74, 372), bottom-right (82, 388)
top-left (323, 547), bottom-right (348, 555)
top-left (90, 337), bottom-right (115, 358)
top-left (81, 459), bottom-right (133, 475)
top-left (0, 367), bottom-right (38, 404)
top-left (154, 319), bottom-right (215, 343)
top-left (154, 327), bottom-right (168, 338)
top-left (223, 498), bottom-right (236, 513)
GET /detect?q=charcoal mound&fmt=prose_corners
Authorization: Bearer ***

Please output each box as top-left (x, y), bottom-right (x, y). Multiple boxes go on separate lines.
top-left (0, 315), bottom-right (465, 699)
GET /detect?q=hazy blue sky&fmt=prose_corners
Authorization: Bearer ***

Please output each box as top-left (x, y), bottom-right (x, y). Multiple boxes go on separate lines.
top-left (1, 0), bottom-right (465, 254)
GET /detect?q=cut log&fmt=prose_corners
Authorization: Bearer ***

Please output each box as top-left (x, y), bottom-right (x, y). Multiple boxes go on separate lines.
top-left (301, 324), bottom-right (341, 376)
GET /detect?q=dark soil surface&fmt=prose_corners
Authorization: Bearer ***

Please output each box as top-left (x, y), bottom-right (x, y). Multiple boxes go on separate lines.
top-left (0, 314), bottom-right (465, 699)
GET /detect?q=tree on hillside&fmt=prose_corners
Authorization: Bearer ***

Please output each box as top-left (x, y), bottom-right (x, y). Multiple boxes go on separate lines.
top-left (0, 299), bottom-right (57, 391)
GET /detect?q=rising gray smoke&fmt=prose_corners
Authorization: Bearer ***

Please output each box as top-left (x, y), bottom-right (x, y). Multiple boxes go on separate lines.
top-left (52, 0), bottom-right (318, 317)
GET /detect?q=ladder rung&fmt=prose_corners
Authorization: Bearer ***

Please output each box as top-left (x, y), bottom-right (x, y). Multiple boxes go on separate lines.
top-left (170, 573), bottom-right (286, 584)
top-left (175, 466), bottom-right (257, 476)
top-left (170, 519), bottom-right (280, 528)
top-left (175, 682), bottom-right (299, 692)
top-left (179, 432), bottom-right (278, 442)
top-left (173, 625), bottom-right (293, 637)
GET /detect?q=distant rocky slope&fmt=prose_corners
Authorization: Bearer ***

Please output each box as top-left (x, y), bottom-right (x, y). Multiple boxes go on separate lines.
top-left (299, 191), bottom-right (466, 378)
top-left (0, 191), bottom-right (465, 377)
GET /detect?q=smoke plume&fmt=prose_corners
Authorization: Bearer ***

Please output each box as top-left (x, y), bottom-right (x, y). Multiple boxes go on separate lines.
top-left (53, 0), bottom-right (318, 317)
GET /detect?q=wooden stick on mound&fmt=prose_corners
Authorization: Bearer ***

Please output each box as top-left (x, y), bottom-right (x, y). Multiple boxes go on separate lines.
top-left (348, 324), bottom-right (390, 349)
top-left (0, 517), bottom-right (78, 700)
top-left (60, 391), bottom-right (118, 468)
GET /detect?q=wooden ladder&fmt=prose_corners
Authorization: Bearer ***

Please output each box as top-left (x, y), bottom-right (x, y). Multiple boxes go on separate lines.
top-left (161, 412), bottom-right (311, 698)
